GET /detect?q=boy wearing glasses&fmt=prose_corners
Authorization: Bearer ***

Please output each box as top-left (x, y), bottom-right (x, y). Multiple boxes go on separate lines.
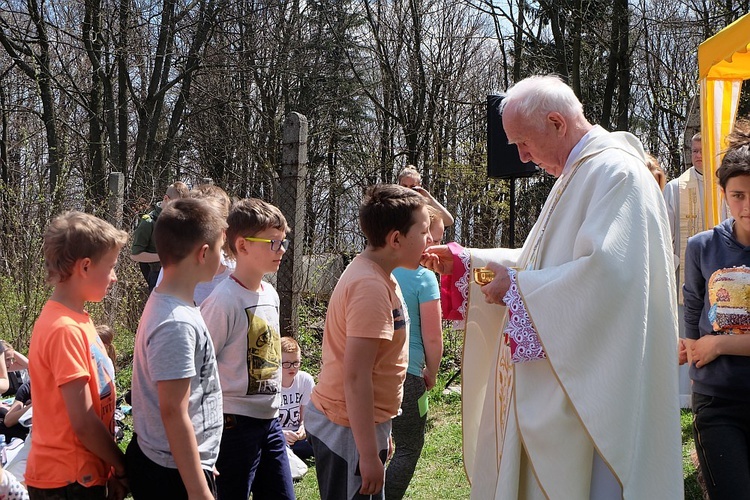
top-left (201, 198), bottom-right (295, 499)
top-left (279, 337), bottom-right (315, 459)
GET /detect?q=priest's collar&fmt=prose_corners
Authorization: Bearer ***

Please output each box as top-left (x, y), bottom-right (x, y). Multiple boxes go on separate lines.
top-left (562, 125), bottom-right (607, 177)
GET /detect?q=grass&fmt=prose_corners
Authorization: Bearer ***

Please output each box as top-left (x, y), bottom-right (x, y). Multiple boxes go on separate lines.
top-left (102, 304), bottom-right (707, 499)
top-left (293, 401), bottom-right (705, 499)
top-left (293, 386), bottom-right (470, 499)
top-left (682, 409), bottom-right (705, 500)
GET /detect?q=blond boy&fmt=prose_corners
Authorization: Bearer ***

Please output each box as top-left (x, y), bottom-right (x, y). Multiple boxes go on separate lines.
top-left (127, 198), bottom-right (226, 499)
top-left (279, 337), bottom-right (315, 460)
top-left (306, 184), bottom-right (430, 499)
top-left (27, 212), bottom-right (128, 499)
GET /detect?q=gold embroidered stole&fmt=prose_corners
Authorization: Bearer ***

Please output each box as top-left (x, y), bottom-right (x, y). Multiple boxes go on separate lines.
top-left (677, 168), bottom-right (704, 304)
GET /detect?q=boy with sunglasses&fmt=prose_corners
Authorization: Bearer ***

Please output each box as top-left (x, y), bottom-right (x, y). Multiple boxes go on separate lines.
top-left (201, 198), bottom-right (295, 499)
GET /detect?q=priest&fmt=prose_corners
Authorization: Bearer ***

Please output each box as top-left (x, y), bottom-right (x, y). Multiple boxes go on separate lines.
top-left (422, 75), bottom-right (683, 499)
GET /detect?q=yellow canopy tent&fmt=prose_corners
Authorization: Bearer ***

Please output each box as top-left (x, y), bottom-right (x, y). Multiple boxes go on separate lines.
top-left (699, 13), bottom-right (750, 227)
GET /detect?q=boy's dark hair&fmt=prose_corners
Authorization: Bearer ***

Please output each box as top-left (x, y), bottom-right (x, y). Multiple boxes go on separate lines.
top-left (717, 118), bottom-right (750, 189)
top-left (43, 211), bottom-right (129, 284)
top-left (226, 198), bottom-right (288, 256)
top-left (154, 198), bottom-right (227, 267)
top-left (359, 184), bottom-right (426, 248)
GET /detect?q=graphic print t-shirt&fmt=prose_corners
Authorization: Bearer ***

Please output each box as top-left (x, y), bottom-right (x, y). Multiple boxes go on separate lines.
top-left (26, 301), bottom-right (116, 488)
top-left (279, 371), bottom-right (315, 433)
top-left (202, 278), bottom-right (283, 419)
top-left (131, 292), bottom-right (223, 470)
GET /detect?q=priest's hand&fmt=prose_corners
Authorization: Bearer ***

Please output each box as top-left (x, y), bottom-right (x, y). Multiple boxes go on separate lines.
top-left (421, 245), bottom-right (452, 274)
top-left (481, 263), bottom-right (510, 305)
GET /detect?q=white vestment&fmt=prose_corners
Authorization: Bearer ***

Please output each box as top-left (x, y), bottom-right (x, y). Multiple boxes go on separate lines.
top-left (663, 167), bottom-right (706, 408)
top-left (461, 131), bottom-right (683, 499)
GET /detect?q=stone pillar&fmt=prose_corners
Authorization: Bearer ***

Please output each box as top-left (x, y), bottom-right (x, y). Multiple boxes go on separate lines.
top-left (107, 172), bottom-right (125, 228)
top-left (277, 113), bottom-right (308, 336)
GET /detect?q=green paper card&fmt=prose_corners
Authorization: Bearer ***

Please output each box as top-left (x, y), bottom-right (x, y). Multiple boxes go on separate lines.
top-left (418, 391), bottom-right (429, 417)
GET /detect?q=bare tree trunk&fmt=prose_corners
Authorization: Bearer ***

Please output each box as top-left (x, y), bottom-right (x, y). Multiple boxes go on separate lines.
top-left (539, 1), bottom-right (568, 80)
top-left (132, 0), bottom-right (177, 194)
top-left (570, 0), bottom-right (582, 98)
top-left (159, 0), bottom-right (221, 170)
top-left (117, 0), bottom-right (130, 183)
top-left (601, 4), bottom-right (619, 128)
top-left (512, 0), bottom-right (524, 82)
top-left (615, 0), bottom-right (630, 130)
top-left (83, 0), bottom-right (106, 207)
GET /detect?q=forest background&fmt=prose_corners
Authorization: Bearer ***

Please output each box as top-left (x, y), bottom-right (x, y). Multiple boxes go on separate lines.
top-left (1, 0), bottom-right (750, 348)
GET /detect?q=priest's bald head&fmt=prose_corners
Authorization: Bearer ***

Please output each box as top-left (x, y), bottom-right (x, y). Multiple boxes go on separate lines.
top-left (501, 75), bottom-right (594, 177)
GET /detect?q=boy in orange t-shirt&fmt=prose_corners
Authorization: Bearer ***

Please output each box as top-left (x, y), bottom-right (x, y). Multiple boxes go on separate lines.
top-left (26, 212), bottom-right (129, 499)
top-left (307, 184), bottom-right (430, 499)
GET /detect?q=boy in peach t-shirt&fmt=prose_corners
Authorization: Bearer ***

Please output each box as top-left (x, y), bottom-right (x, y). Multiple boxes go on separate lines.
top-left (307, 184), bottom-right (430, 499)
top-left (26, 212), bottom-right (129, 499)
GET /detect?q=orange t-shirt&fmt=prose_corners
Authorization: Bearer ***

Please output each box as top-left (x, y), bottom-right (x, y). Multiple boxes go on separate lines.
top-left (311, 255), bottom-right (409, 426)
top-left (26, 300), bottom-right (117, 489)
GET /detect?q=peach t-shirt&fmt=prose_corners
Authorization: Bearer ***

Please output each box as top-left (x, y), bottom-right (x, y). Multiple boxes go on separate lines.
top-left (311, 255), bottom-right (409, 426)
top-left (26, 301), bottom-right (116, 489)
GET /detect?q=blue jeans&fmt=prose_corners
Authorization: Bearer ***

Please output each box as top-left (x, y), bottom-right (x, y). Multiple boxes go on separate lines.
top-left (215, 414), bottom-right (295, 500)
top-left (692, 392), bottom-right (750, 500)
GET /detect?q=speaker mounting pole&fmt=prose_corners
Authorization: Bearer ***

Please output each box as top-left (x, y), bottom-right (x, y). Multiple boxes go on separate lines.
top-left (487, 94), bottom-right (538, 249)
top-left (509, 176), bottom-right (516, 248)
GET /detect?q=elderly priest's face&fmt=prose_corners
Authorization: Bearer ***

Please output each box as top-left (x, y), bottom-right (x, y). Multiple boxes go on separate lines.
top-left (502, 106), bottom-right (569, 178)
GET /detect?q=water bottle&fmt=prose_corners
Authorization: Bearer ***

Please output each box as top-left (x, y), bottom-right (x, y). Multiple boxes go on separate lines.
top-left (0, 434), bottom-right (7, 466)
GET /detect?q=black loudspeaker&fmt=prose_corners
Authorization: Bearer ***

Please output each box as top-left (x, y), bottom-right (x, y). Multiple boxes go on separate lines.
top-left (487, 94), bottom-right (538, 179)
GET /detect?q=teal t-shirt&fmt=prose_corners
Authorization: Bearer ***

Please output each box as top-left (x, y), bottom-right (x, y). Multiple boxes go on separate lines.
top-left (392, 266), bottom-right (440, 376)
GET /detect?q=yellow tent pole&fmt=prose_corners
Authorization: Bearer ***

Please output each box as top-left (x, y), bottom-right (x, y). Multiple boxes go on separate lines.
top-left (700, 78), bottom-right (742, 228)
top-left (698, 12), bottom-right (749, 227)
